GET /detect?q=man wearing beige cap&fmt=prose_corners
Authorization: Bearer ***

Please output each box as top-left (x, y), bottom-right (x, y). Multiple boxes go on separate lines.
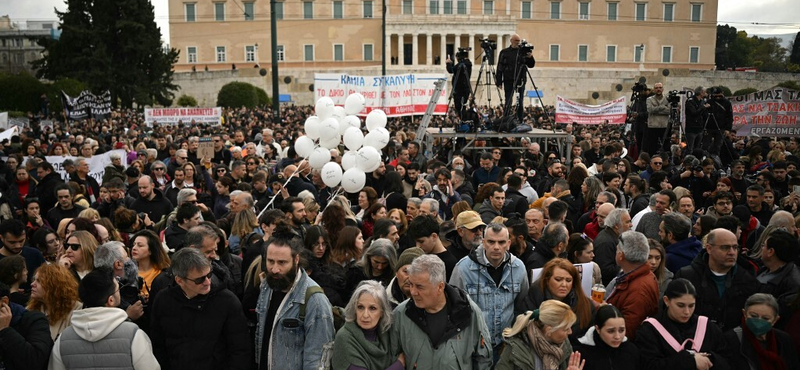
top-left (447, 211), bottom-right (486, 262)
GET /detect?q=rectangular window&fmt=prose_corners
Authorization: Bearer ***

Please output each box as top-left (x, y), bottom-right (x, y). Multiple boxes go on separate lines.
top-left (663, 3), bottom-right (673, 21)
top-left (303, 2), bottom-right (313, 19)
top-left (521, 1), bottom-right (531, 18)
top-left (276, 2), bottom-right (284, 19)
top-left (363, 1), bottom-right (373, 17)
top-left (215, 3), bottom-right (225, 21)
top-left (689, 46), bottom-right (699, 63)
top-left (550, 44), bottom-right (559, 61)
top-left (304, 44), bottom-right (314, 61)
top-left (691, 3), bottom-right (702, 22)
top-left (334, 44), bottom-right (344, 61)
top-left (430, 0), bottom-right (440, 14)
top-left (185, 3), bottom-right (196, 22)
top-left (662, 46), bottom-right (672, 63)
top-left (635, 3), bottom-right (646, 21)
top-left (607, 2), bottom-right (617, 20)
top-left (244, 2), bottom-right (255, 20)
top-left (245, 45), bottom-right (256, 62)
top-left (550, 1), bottom-right (560, 19)
top-left (634, 44), bottom-right (644, 62)
top-left (277, 45), bottom-right (285, 61)
top-left (578, 45), bottom-right (588, 61)
top-left (444, 0), bottom-right (453, 14)
top-left (457, 0), bottom-right (467, 14)
top-left (187, 46), bottom-right (197, 63)
top-left (483, 0), bottom-right (493, 14)
top-left (402, 0), bottom-right (413, 13)
top-left (606, 45), bottom-right (616, 62)
top-left (333, 1), bottom-right (343, 18)
top-left (216, 46), bottom-right (226, 62)
top-left (364, 44), bottom-right (374, 61)
top-left (579, 2), bottom-right (589, 19)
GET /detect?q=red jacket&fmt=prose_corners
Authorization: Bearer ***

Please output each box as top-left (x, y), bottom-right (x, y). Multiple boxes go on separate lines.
top-left (606, 263), bottom-right (660, 341)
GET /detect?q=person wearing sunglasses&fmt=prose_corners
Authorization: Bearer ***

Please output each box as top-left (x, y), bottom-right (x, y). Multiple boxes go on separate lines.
top-left (149, 161), bottom-right (171, 192)
top-left (59, 230), bottom-right (99, 283)
top-left (102, 152), bottom-right (127, 185)
top-left (150, 247), bottom-right (250, 370)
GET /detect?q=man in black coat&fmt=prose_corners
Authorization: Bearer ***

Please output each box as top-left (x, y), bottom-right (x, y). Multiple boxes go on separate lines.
top-left (495, 34), bottom-right (535, 122)
top-left (706, 87), bottom-right (734, 157)
top-left (502, 175), bottom-right (529, 219)
top-left (0, 282), bottom-right (53, 370)
top-left (675, 228), bottom-right (759, 331)
top-left (446, 49), bottom-right (473, 119)
top-left (130, 176), bottom-right (174, 226)
top-left (528, 222), bottom-right (568, 269)
top-left (35, 161), bottom-right (62, 213)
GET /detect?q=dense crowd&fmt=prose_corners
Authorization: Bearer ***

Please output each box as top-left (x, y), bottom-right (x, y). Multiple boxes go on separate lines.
top-left (0, 102), bottom-right (798, 370)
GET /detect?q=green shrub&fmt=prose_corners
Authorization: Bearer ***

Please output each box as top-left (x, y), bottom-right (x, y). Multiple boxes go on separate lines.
top-left (255, 87), bottom-right (271, 106)
top-left (0, 72), bottom-right (46, 113)
top-left (217, 81), bottom-right (259, 109)
top-left (778, 81), bottom-right (800, 90)
top-left (176, 94), bottom-right (198, 107)
top-left (733, 88), bottom-right (758, 96)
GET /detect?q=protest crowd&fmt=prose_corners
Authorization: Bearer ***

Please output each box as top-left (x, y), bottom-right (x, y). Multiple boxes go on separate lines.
top-left (1, 87), bottom-right (800, 370)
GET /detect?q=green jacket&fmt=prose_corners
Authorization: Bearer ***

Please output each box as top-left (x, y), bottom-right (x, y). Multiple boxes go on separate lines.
top-left (331, 321), bottom-right (396, 370)
top-left (390, 284), bottom-right (492, 370)
top-left (495, 331), bottom-right (573, 370)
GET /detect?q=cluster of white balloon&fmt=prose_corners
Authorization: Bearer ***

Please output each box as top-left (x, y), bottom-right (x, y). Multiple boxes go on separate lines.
top-left (293, 93), bottom-right (390, 194)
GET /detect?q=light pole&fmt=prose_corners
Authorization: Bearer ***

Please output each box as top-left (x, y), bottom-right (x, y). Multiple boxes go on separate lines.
top-left (270, 0), bottom-right (280, 118)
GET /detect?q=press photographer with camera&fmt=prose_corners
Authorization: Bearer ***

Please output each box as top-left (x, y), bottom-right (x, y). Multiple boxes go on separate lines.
top-left (644, 83), bottom-right (670, 154)
top-left (446, 48), bottom-right (473, 119)
top-left (706, 87), bottom-right (733, 156)
top-left (685, 86), bottom-right (709, 155)
top-left (496, 34), bottom-right (535, 121)
top-left (630, 83), bottom-right (650, 154)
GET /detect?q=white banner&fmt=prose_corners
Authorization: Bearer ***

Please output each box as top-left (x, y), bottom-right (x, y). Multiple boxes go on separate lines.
top-left (0, 112), bottom-right (7, 129)
top-left (314, 73), bottom-right (448, 117)
top-left (531, 262), bottom-right (594, 299)
top-left (11, 149), bottom-right (128, 186)
top-left (0, 126), bottom-right (17, 142)
top-left (144, 107), bottom-right (222, 125)
top-left (555, 96), bottom-right (628, 124)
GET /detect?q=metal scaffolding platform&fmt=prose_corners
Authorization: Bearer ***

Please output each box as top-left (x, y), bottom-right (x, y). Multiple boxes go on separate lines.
top-left (425, 127), bottom-right (569, 154)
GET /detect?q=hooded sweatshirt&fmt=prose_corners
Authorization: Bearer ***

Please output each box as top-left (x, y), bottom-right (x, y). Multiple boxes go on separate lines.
top-left (48, 307), bottom-right (160, 370)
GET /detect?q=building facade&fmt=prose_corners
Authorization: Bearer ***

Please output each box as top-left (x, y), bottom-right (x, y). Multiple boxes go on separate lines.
top-left (0, 16), bottom-right (52, 75)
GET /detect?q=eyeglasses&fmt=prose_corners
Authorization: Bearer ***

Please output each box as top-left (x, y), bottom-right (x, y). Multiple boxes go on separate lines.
top-left (154, 168), bottom-right (165, 171)
top-left (652, 162), bottom-right (663, 165)
top-left (217, 169), bottom-right (226, 173)
top-left (179, 157), bottom-right (188, 160)
top-left (66, 243), bottom-right (81, 251)
top-left (711, 244), bottom-right (739, 252)
top-left (183, 271), bottom-right (213, 285)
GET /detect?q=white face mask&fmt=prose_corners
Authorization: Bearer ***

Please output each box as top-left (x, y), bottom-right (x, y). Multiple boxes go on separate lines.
top-left (454, 165), bottom-right (464, 170)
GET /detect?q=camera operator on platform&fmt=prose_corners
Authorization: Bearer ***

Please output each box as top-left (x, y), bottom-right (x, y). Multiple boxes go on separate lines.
top-left (684, 86), bottom-right (709, 155)
top-left (706, 87), bottom-right (733, 157)
top-left (446, 48), bottom-right (473, 119)
top-left (643, 83), bottom-right (669, 154)
top-left (631, 84), bottom-right (650, 155)
top-left (496, 34), bottom-right (535, 122)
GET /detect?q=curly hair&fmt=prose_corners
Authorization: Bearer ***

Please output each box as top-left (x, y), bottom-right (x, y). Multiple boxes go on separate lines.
top-left (474, 182), bottom-right (501, 205)
top-left (536, 258), bottom-right (594, 331)
top-left (27, 264), bottom-right (80, 327)
top-left (114, 208), bottom-right (138, 231)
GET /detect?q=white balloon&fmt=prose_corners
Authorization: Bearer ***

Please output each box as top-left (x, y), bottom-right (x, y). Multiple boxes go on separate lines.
top-left (315, 97), bottom-right (335, 120)
top-left (341, 168), bottom-right (367, 193)
top-left (341, 151), bottom-right (357, 170)
top-left (344, 93), bottom-right (366, 115)
top-left (321, 162), bottom-right (343, 187)
top-left (319, 136), bottom-right (340, 150)
top-left (343, 127), bottom-right (364, 151)
top-left (332, 106), bottom-right (346, 125)
top-left (339, 115), bottom-right (361, 134)
top-left (308, 147), bottom-right (331, 170)
top-left (304, 116), bottom-right (321, 140)
top-left (365, 109), bottom-right (387, 132)
top-left (356, 146), bottom-right (381, 172)
top-left (363, 127), bottom-right (390, 150)
top-left (318, 118), bottom-right (340, 142)
top-left (294, 136), bottom-right (315, 158)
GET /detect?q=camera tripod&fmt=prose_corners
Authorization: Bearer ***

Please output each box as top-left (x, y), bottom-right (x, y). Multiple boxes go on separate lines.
top-left (660, 103), bottom-right (680, 155)
top-left (471, 49), bottom-right (504, 112)
top-left (499, 56), bottom-right (553, 133)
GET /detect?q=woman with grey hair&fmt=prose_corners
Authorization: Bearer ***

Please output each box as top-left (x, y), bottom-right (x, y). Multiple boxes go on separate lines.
top-left (722, 293), bottom-right (798, 370)
top-left (358, 239), bottom-right (398, 287)
top-left (331, 280), bottom-right (404, 370)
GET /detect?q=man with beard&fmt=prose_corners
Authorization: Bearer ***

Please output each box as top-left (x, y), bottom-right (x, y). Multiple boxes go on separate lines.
top-left (727, 160), bottom-right (749, 202)
top-left (705, 191), bottom-right (734, 219)
top-left (165, 168), bottom-right (189, 207)
top-left (644, 83), bottom-right (670, 153)
top-left (131, 175), bottom-right (174, 226)
top-left (534, 159), bottom-right (563, 197)
top-left (35, 161), bottom-right (61, 213)
top-left (254, 230), bottom-right (334, 370)
top-left (93, 241), bottom-right (145, 321)
top-left (47, 184), bottom-right (86, 228)
top-left (407, 142), bottom-right (426, 172)
top-left (472, 152), bottom-right (500, 189)
top-left (0, 220), bottom-right (44, 292)
top-left (212, 134), bottom-right (232, 166)
top-left (403, 163), bottom-right (422, 198)
top-left (451, 169), bottom-right (475, 204)
top-left (367, 161), bottom-right (387, 196)
top-left (281, 197), bottom-right (307, 241)
top-left (771, 160), bottom-right (789, 197)
top-left (165, 203), bottom-right (203, 251)
top-left (447, 211), bottom-right (485, 261)
top-left (150, 247), bottom-right (250, 370)
top-left (659, 212), bottom-right (703, 273)
top-left (425, 168), bottom-right (461, 220)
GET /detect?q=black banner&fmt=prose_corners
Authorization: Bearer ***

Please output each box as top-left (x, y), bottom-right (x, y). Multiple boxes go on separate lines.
top-left (61, 90), bottom-right (112, 121)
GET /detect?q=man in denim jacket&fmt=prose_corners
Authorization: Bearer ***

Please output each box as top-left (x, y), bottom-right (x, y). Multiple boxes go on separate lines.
top-left (255, 233), bottom-right (334, 370)
top-left (450, 223), bottom-right (529, 363)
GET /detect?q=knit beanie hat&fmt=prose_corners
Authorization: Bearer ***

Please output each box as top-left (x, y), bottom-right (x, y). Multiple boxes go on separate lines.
top-left (397, 247), bottom-right (424, 271)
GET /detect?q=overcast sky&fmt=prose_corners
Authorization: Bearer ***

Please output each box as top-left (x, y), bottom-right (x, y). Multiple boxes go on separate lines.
top-left (4, 0), bottom-right (799, 43)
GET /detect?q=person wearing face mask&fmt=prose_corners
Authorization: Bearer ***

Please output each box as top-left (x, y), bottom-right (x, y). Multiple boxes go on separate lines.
top-left (572, 305), bottom-right (640, 370)
top-left (722, 293), bottom-right (799, 370)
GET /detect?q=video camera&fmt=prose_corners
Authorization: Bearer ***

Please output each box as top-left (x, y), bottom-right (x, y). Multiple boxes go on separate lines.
top-left (519, 40), bottom-right (534, 55)
top-left (480, 38), bottom-right (497, 51)
top-left (632, 82), bottom-right (647, 93)
top-left (667, 90), bottom-right (686, 106)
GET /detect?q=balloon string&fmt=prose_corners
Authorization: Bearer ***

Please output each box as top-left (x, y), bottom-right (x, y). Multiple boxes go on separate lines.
top-left (257, 158), bottom-right (307, 219)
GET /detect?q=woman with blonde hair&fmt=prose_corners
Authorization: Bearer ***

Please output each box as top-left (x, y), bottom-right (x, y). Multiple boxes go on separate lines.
top-left (497, 300), bottom-right (585, 370)
top-left (78, 208), bottom-right (101, 223)
top-left (229, 208), bottom-right (261, 255)
top-left (28, 264), bottom-right (82, 340)
top-left (59, 230), bottom-right (98, 281)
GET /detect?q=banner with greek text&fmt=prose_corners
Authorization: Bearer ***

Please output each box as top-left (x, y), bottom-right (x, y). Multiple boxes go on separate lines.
top-left (144, 107), bottom-right (222, 125)
top-left (555, 96), bottom-right (627, 124)
top-left (730, 87), bottom-right (800, 136)
top-left (314, 73), bottom-right (448, 117)
top-left (61, 90), bottom-right (112, 121)
top-left (10, 150), bottom-right (128, 186)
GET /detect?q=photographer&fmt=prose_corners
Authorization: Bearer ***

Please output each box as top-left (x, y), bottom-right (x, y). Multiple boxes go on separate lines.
top-left (496, 34), bottom-right (535, 121)
top-left (644, 83), bottom-right (670, 154)
top-left (631, 84), bottom-right (650, 154)
top-left (684, 86), bottom-right (708, 155)
top-left (706, 87), bottom-right (733, 156)
top-left (446, 48), bottom-right (473, 119)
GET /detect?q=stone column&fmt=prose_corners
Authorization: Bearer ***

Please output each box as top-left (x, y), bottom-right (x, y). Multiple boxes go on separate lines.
top-left (399, 34), bottom-right (405, 65)
top-left (386, 33), bottom-right (392, 65)
top-left (468, 33), bottom-right (475, 60)
top-left (440, 34), bottom-right (447, 63)
top-left (426, 34), bottom-right (433, 65)
top-left (411, 33), bottom-right (419, 66)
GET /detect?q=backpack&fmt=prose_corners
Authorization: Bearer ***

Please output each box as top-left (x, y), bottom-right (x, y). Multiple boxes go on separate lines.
top-left (301, 286), bottom-right (346, 370)
top-left (377, 192), bottom-right (394, 207)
